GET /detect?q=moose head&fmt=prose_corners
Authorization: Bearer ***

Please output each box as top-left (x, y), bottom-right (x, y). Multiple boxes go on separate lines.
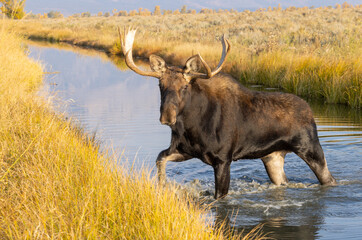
top-left (119, 28), bottom-right (230, 127)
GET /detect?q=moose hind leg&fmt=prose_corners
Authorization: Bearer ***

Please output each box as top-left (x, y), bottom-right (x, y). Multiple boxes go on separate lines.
top-left (261, 151), bottom-right (288, 185)
top-left (296, 141), bottom-right (336, 186)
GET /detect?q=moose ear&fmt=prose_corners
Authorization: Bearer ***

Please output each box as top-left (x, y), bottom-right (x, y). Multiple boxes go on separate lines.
top-left (149, 55), bottom-right (166, 73)
top-left (185, 55), bottom-right (202, 73)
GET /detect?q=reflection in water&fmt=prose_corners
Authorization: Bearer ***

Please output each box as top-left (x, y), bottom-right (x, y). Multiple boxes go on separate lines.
top-left (29, 42), bottom-right (170, 167)
top-left (28, 43), bottom-right (362, 240)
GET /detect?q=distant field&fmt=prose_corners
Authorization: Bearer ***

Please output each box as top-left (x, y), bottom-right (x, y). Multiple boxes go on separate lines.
top-left (10, 6), bottom-right (362, 107)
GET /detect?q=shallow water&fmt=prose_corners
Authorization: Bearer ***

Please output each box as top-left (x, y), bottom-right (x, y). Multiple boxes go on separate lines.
top-left (29, 43), bottom-right (362, 239)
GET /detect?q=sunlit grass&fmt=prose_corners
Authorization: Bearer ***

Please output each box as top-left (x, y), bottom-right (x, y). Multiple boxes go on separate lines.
top-left (7, 7), bottom-right (362, 107)
top-left (0, 25), bottom-right (267, 239)
top-left (239, 51), bottom-right (361, 105)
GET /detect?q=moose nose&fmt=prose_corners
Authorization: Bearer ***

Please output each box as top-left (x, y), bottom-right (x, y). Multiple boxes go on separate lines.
top-left (160, 117), bottom-right (176, 126)
top-left (160, 108), bottom-right (177, 126)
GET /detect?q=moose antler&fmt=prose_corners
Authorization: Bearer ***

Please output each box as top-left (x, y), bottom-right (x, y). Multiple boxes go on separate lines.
top-left (119, 27), bottom-right (230, 79)
top-left (191, 35), bottom-right (231, 79)
top-left (118, 27), bottom-right (161, 78)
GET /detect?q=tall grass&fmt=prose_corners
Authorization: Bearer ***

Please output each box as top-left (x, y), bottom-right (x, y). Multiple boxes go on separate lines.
top-left (238, 51), bottom-right (361, 106)
top-left (8, 6), bottom-right (361, 107)
top-left (0, 25), bottom-right (265, 239)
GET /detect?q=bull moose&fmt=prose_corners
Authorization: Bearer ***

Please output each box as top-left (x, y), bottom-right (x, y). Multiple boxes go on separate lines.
top-left (119, 28), bottom-right (336, 199)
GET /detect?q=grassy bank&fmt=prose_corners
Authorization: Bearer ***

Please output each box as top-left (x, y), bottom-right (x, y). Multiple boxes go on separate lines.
top-left (0, 26), bottom-right (265, 239)
top-left (8, 6), bottom-right (362, 108)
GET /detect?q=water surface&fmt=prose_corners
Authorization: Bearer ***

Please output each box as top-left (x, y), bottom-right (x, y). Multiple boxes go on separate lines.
top-left (29, 43), bottom-right (362, 240)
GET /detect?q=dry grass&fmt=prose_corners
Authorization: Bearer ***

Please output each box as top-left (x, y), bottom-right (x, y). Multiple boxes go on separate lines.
top-left (7, 6), bottom-right (362, 107)
top-left (0, 24), bottom-right (267, 239)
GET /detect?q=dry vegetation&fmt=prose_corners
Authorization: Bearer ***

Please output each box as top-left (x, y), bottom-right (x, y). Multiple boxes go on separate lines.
top-left (8, 6), bottom-right (362, 108)
top-left (0, 24), bottom-right (267, 239)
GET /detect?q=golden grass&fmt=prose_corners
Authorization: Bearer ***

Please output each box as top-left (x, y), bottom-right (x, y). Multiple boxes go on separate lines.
top-left (0, 25), bottom-right (267, 239)
top-left (7, 7), bottom-right (362, 107)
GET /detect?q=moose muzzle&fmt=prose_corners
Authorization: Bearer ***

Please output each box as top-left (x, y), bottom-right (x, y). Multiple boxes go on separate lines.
top-left (160, 104), bottom-right (177, 126)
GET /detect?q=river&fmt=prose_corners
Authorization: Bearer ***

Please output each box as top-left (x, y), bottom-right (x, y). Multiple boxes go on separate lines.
top-left (28, 42), bottom-right (362, 240)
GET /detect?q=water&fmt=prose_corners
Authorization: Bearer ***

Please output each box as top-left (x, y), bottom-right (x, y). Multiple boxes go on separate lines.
top-left (28, 43), bottom-right (362, 239)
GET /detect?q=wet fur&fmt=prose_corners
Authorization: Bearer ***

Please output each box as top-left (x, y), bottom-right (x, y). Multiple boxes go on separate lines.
top-left (159, 73), bottom-right (336, 198)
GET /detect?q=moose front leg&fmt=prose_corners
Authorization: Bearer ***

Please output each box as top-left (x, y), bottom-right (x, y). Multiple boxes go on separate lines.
top-left (213, 161), bottom-right (231, 199)
top-left (156, 149), bottom-right (189, 185)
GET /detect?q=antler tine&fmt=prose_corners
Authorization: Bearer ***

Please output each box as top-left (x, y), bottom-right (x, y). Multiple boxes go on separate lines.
top-left (215, 34), bottom-right (231, 71)
top-left (119, 26), bottom-right (161, 78)
top-left (195, 34), bottom-right (231, 79)
top-left (197, 53), bottom-right (212, 78)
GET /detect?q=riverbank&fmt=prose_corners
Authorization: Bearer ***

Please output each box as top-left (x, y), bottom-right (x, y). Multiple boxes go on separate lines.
top-left (0, 25), bottom-right (265, 239)
top-left (8, 6), bottom-right (362, 108)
